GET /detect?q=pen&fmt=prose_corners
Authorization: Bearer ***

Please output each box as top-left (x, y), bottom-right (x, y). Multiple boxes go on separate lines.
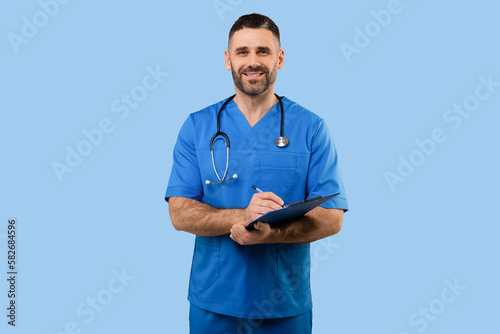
top-left (251, 185), bottom-right (264, 193)
top-left (253, 185), bottom-right (287, 208)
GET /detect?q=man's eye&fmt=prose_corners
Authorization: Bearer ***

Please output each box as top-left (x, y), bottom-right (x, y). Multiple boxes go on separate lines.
top-left (238, 51), bottom-right (247, 55)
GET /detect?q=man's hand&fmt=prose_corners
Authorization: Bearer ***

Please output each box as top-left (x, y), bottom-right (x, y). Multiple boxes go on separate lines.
top-left (230, 221), bottom-right (272, 245)
top-left (230, 192), bottom-right (283, 245)
top-left (241, 192), bottom-right (284, 222)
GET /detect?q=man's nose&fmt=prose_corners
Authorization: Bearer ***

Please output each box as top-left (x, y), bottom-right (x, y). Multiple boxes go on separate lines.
top-left (248, 52), bottom-right (260, 67)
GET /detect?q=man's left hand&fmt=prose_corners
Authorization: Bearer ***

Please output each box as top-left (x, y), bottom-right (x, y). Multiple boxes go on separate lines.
top-left (230, 221), bottom-right (272, 245)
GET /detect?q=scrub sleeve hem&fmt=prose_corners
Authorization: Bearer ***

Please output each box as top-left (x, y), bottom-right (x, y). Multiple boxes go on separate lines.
top-left (319, 196), bottom-right (348, 211)
top-left (165, 186), bottom-right (202, 202)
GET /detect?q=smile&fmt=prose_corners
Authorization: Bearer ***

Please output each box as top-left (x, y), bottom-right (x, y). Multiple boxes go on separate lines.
top-left (243, 72), bottom-right (264, 78)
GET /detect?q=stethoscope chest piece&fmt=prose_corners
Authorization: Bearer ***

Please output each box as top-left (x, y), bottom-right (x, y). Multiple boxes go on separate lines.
top-left (275, 136), bottom-right (289, 148)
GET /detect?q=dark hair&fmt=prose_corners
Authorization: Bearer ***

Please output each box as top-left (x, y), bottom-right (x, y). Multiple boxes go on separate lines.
top-left (228, 13), bottom-right (280, 47)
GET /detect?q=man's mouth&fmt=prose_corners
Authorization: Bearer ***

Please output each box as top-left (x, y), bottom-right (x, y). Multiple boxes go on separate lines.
top-left (243, 72), bottom-right (264, 78)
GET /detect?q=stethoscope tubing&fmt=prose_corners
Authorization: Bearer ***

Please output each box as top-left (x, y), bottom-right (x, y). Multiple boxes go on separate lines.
top-left (207, 94), bottom-right (286, 185)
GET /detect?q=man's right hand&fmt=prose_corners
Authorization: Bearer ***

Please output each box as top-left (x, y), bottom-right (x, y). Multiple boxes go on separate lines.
top-left (242, 192), bottom-right (284, 224)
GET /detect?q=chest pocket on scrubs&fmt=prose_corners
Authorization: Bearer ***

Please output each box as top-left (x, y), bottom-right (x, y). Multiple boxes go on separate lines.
top-left (190, 236), bottom-right (220, 289)
top-left (257, 153), bottom-right (297, 198)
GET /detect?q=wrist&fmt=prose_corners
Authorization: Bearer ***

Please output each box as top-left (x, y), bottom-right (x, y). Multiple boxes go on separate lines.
top-left (234, 208), bottom-right (248, 226)
top-left (265, 226), bottom-right (281, 244)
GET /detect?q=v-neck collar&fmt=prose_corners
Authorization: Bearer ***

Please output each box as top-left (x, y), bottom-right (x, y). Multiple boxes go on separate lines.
top-left (224, 99), bottom-right (281, 150)
top-left (227, 99), bottom-right (280, 130)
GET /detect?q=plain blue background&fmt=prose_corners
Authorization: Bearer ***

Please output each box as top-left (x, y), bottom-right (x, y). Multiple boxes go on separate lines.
top-left (1, 0), bottom-right (499, 333)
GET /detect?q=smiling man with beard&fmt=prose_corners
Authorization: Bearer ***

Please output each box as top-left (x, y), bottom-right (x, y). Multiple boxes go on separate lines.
top-left (165, 13), bottom-right (349, 334)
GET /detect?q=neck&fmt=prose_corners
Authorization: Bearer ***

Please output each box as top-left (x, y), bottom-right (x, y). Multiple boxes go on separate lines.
top-left (233, 88), bottom-right (279, 127)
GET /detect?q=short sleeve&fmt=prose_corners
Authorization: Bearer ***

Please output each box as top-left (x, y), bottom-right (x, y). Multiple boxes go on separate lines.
top-left (307, 119), bottom-right (348, 211)
top-left (165, 115), bottom-right (203, 202)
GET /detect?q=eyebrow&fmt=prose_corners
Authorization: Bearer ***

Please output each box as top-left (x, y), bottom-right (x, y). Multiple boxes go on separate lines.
top-left (233, 46), bottom-right (273, 53)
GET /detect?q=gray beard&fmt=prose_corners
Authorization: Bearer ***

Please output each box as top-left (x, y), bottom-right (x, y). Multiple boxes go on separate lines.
top-left (231, 65), bottom-right (277, 96)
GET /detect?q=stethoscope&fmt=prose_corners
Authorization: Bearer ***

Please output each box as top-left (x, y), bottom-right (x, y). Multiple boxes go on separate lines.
top-left (205, 93), bottom-right (289, 185)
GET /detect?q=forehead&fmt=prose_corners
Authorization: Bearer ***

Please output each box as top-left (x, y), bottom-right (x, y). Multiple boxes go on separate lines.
top-left (229, 28), bottom-right (279, 50)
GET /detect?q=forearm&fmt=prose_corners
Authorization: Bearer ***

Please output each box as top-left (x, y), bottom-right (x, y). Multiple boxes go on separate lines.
top-left (169, 197), bottom-right (245, 237)
top-left (267, 207), bottom-right (343, 244)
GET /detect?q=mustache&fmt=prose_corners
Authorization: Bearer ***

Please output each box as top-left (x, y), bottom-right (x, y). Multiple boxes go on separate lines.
top-left (239, 66), bottom-right (269, 75)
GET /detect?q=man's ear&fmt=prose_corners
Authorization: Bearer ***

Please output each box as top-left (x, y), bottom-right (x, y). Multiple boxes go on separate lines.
top-left (278, 49), bottom-right (284, 70)
top-left (225, 50), bottom-right (231, 70)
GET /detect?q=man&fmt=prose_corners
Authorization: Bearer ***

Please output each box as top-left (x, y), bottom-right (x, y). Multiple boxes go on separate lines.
top-left (165, 13), bottom-right (348, 334)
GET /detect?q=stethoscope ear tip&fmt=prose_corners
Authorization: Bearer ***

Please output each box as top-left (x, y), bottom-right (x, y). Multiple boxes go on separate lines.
top-left (205, 180), bottom-right (211, 184)
top-left (232, 174), bottom-right (238, 179)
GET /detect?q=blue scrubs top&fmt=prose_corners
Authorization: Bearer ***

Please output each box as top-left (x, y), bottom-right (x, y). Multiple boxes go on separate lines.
top-left (165, 97), bottom-right (348, 319)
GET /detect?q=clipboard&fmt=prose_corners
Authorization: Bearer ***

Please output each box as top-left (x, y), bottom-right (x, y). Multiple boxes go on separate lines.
top-left (245, 193), bottom-right (340, 230)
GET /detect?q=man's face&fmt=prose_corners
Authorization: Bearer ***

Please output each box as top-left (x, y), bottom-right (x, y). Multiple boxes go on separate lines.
top-left (225, 28), bottom-right (284, 96)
